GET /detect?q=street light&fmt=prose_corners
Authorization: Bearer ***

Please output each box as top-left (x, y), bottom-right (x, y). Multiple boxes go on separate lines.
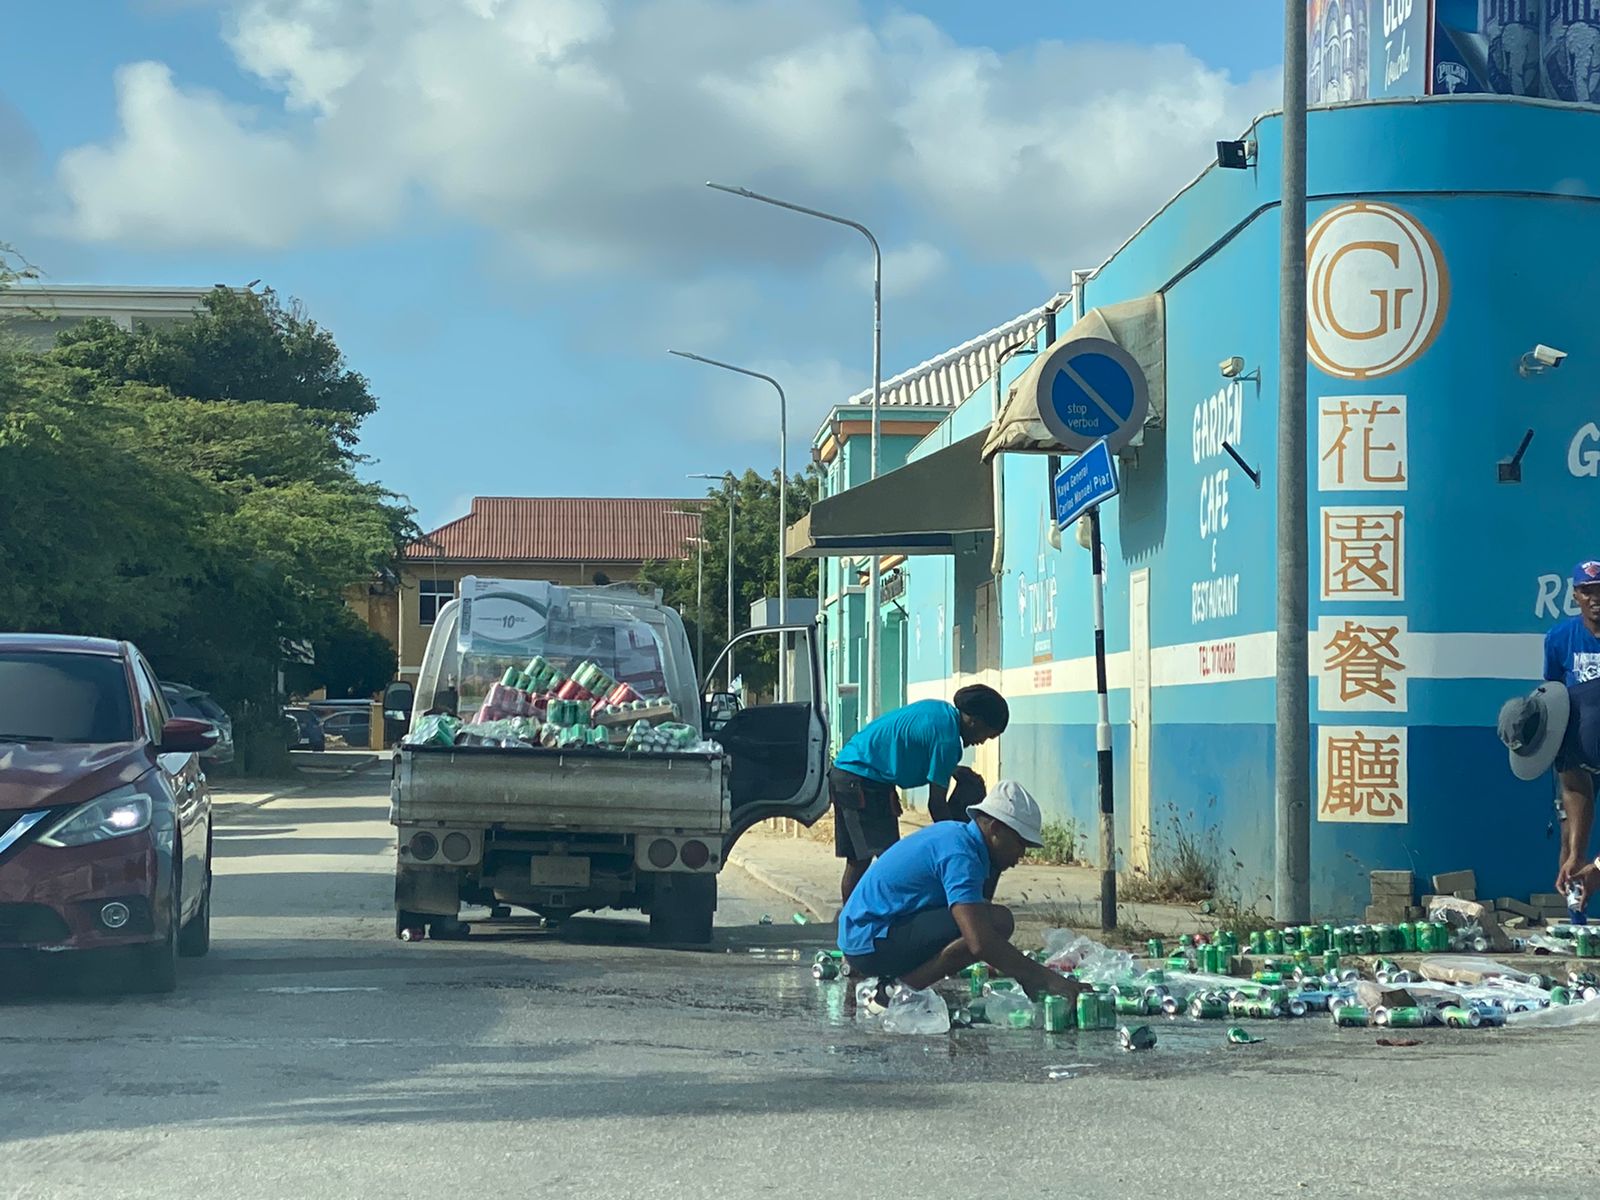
top-left (706, 181), bottom-right (883, 723)
top-left (669, 511), bottom-right (708, 688)
top-left (671, 349), bottom-right (788, 700)
top-left (689, 472), bottom-right (737, 690)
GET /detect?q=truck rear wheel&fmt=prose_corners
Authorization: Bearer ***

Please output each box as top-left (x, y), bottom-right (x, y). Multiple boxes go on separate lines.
top-left (647, 873), bottom-right (716, 945)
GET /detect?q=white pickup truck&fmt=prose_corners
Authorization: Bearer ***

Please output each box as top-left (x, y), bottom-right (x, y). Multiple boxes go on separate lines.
top-left (386, 580), bottom-right (828, 944)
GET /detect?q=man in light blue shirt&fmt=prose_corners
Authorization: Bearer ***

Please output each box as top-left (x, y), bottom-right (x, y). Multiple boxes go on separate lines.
top-left (830, 685), bottom-right (1009, 903)
top-left (838, 781), bottom-right (1088, 1009)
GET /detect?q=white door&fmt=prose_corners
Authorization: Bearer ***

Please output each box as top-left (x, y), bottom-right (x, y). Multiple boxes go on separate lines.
top-left (1128, 569), bottom-right (1152, 872)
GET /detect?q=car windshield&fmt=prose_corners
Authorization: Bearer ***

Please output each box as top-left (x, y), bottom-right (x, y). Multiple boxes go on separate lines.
top-left (0, 651), bottom-right (137, 743)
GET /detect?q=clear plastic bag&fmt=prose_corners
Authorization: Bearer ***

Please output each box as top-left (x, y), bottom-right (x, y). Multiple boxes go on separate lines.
top-left (881, 985), bottom-right (951, 1035)
top-left (1504, 995), bottom-right (1600, 1028)
top-left (1043, 932), bottom-right (1134, 984)
top-left (981, 989), bottom-right (1039, 1029)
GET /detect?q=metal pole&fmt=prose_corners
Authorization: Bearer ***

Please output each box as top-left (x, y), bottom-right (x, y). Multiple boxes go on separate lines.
top-left (695, 539), bottom-right (705, 689)
top-left (668, 350), bottom-right (788, 700)
top-left (1276, 0), bottom-right (1312, 924)
top-left (727, 478), bottom-right (736, 691)
top-left (705, 183), bottom-right (881, 721)
top-left (1089, 506), bottom-right (1117, 933)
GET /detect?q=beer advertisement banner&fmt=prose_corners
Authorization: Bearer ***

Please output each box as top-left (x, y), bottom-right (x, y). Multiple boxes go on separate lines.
top-left (1545, 1), bottom-right (1600, 103)
top-left (1309, 1), bottom-right (1433, 105)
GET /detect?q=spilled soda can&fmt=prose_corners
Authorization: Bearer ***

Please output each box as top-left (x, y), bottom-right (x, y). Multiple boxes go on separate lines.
top-left (813, 960), bottom-right (840, 980)
top-left (1549, 985), bottom-right (1572, 1007)
top-left (1331, 1004), bottom-right (1370, 1027)
top-left (1042, 993), bottom-right (1071, 1033)
top-left (1441, 1006), bottom-right (1482, 1028)
top-left (1226, 1026), bottom-right (1263, 1044)
top-left (1118, 1024), bottom-right (1157, 1052)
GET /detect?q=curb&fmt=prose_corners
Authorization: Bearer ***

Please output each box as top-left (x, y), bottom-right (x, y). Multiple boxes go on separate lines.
top-left (726, 848), bottom-right (837, 925)
top-left (212, 754), bottom-right (383, 815)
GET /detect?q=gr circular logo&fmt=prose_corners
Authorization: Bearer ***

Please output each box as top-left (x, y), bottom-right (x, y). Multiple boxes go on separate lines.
top-left (1306, 201), bottom-right (1451, 381)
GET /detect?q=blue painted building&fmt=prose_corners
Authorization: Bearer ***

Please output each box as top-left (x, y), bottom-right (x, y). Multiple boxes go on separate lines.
top-left (793, 94), bottom-right (1600, 916)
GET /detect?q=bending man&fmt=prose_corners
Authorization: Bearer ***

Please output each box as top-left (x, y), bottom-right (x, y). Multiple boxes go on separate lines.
top-left (829, 684), bottom-right (1009, 904)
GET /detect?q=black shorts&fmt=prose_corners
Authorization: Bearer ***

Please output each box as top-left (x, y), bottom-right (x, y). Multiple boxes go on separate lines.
top-left (844, 907), bottom-right (962, 980)
top-left (830, 767), bottom-right (900, 861)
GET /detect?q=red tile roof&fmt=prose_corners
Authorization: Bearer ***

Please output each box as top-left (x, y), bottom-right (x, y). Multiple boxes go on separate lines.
top-left (404, 497), bottom-right (707, 564)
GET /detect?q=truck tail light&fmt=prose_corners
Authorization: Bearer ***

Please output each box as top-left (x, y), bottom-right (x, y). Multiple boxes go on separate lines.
top-left (647, 838), bottom-right (677, 869)
top-left (680, 840), bottom-right (710, 870)
top-left (409, 831), bottom-right (438, 861)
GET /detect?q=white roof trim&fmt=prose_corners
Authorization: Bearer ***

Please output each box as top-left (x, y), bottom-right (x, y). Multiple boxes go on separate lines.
top-left (845, 294), bottom-right (1069, 410)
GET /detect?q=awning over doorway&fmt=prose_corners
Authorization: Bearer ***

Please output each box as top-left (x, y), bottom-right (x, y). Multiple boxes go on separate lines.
top-left (982, 293), bottom-right (1166, 460)
top-left (786, 431), bottom-right (992, 559)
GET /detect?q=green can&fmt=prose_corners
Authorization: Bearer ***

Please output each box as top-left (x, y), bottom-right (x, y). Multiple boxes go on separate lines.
top-left (1323, 950), bottom-right (1341, 972)
top-left (1578, 931), bottom-right (1597, 958)
top-left (1380, 1006), bottom-right (1428, 1029)
top-left (1229, 999), bottom-right (1281, 1019)
top-left (1077, 992), bottom-right (1116, 1031)
top-left (1115, 994), bottom-right (1150, 1017)
top-left (1226, 1026), bottom-right (1264, 1044)
top-left (812, 960), bottom-right (840, 980)
top-left (969, 964), bottom-right (989, 997)
top-left (1145, 938), bottom-right (1165, 959)
top-left (1282, 927), bottom-right (1301, 952)
top-left (1414, 922), bottom-right (1435, 953)
top-left (1189, 996), bottom-right (1229, 1019)
top-left (1331, 1004), bottom-right (1370, 1027)
top-left (1264, 929), bottom-right (1284, 955)
top-left (1433, 921), bottom-right (1453, 951)
top-left (1398, 921), bottom-right (1417, 952)
top-left (1441, 1005), bottom-right (1482, 1029)
top-left (1333, 927), bottom-right (1354, 955)
top-left (1248, 930), bottom-right (1265, 954)
top-left (1043, 993), bottom-right (1071, 1033)
top-left (1549, 986), bottom-right (1573, 1007)
top-left (1252, 970), bottom-right (1284, 985)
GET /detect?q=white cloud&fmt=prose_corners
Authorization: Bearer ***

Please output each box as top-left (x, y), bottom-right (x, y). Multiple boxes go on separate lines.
top-left (48, 0), bottom-right (1277, 285)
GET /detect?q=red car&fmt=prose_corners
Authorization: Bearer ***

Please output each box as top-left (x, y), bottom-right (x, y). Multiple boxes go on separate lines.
top-left (0, 634), bottom-right (217, 992)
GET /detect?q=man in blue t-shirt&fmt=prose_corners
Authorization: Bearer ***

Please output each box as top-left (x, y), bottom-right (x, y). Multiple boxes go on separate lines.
top-left (1546, 560), bottom-right (1600, 892)
top-left (829, 685), bottom-right (1009, 904)
top-left (837, 781), bottom-right (1089, 1009)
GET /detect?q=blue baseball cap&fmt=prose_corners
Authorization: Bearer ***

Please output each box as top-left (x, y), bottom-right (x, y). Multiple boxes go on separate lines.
top-left (1573, 561), bottom-right (1600, 588)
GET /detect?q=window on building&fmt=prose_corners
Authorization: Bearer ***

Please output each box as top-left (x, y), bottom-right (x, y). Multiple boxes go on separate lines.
top-left (418, 578), bottom-right (455, 626)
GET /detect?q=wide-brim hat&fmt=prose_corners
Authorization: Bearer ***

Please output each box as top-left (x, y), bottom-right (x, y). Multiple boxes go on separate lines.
top-left (1498, 682), bottom-right (1571, 782)
top-left (966, 780), bottom-right (1044, 846)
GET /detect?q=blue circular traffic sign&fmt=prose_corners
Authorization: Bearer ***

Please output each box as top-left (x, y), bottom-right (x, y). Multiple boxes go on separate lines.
top-left (1035, 336), bottom-right (1150, 453)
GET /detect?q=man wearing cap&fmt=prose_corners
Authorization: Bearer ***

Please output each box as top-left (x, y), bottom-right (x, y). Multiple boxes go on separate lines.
top-left (836, 780), bottom-right (1089, 1010)
top-left (829, 685), bottom-right (1010, 904)
top-left (1544, 561), bottom-right (1600, 891)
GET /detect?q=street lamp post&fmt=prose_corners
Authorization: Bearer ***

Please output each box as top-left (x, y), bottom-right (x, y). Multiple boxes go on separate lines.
top-left (669, 511), bottom-right (708, 688)
top-left (671, 350), bottom-right (788, 700)
top-left (706, 181), bottom-right (882, 723)
top-left (690, 472), bottom-right (737, 690)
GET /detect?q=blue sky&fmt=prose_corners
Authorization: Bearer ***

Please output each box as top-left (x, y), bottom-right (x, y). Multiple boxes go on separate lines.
top-left (0, 1), bottom-right (1284, 531)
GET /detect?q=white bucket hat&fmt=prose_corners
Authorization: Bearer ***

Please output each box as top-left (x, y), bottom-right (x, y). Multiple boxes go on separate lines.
top-left (967, 780), bottom-right (1044, 846)
top-left (1497, 681), bottom-right (1570, 782)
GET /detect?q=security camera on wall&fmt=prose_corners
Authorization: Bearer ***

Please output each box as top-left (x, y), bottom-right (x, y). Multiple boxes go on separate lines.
top-left (1519, 344), bottom-right (1568, 377)
top-left (1219, 355), bottom-right (1246, 379)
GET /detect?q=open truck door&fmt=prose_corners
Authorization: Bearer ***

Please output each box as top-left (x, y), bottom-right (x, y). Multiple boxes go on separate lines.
top-left (703, 622), bottom-right (830, 855)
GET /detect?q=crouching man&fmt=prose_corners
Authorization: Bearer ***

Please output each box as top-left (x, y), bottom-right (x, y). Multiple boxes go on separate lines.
top-left (837, 780), bottom-right (1089, 1010)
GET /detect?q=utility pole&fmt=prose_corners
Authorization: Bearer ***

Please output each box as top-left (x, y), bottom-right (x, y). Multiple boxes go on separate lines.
top-left (1276, 0), bottom-right (1312, 924)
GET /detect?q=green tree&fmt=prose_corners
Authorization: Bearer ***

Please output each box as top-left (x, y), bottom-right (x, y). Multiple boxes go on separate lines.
top-left (52, 287), bottom-right (377, 447)
top-left (0, 273), bottom-right (412, 773)
top-left (639, 469), bottom-right (818, 697)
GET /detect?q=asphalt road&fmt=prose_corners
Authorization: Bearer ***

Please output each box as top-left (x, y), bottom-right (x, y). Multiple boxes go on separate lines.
top-left (2, 771), bottom-right (1594, 1200)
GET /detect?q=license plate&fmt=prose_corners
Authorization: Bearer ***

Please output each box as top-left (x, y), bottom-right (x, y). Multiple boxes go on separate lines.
top-left (531, 857), bottom-right (590, 887)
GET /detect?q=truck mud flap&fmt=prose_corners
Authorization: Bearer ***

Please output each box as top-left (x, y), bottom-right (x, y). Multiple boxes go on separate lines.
top-left (395, 866), bottom-right (461, 917)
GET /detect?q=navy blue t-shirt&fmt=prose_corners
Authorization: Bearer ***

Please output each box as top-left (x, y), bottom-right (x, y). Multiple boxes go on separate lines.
top-left (1544, 617), bottom-right (1600, 688)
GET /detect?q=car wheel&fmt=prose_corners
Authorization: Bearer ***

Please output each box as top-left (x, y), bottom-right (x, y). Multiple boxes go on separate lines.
top-left (129, 896), bottom-right (180, 994)
top-left (178, 871), bottom-right (212, 958)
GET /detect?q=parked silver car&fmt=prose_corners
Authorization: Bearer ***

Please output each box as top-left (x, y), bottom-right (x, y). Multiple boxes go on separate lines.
top-left (160, 684), bottom-right (234, 765)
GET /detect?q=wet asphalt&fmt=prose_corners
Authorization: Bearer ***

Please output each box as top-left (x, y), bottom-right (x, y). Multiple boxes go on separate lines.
top-left (1, 770), bottom-right (1593, 1200)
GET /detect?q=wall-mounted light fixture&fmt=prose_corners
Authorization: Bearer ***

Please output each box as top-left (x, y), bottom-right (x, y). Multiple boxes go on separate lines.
top-left (1216, 140), bottom-right (1257, 170)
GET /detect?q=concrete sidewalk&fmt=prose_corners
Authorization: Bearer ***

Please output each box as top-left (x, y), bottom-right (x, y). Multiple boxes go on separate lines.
top-left (210, 752), bottom-right (381, 815)
top-left (728, 817), bottom-right (1216, 944)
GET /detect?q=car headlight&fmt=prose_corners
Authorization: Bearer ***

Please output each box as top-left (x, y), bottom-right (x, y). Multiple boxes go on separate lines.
top-left (37, 786), bottom-right (153, 848)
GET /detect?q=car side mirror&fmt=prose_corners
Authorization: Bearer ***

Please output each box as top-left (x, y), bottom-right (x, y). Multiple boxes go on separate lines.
top-left (161, 717), bottom-right (218, 754)
top-left (383, 681), bottom-right (414, 722)
top-left (704, 692), bottom-right (740, 733)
